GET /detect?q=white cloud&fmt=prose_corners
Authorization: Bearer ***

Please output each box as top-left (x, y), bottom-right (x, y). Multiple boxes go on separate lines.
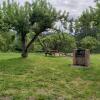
top-left (48, 0), bottom-right (96, 18)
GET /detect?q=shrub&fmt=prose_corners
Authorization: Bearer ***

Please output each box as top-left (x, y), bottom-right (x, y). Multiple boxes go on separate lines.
top-left (80, 36), bottom-right (99, 50)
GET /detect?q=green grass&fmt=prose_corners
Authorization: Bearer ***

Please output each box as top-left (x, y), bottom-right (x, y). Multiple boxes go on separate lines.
top-left (0, 53), bottom-right (100, 100)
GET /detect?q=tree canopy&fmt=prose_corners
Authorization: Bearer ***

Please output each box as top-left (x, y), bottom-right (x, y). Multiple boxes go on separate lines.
top-left (1, 0), bottom-right (63, 57)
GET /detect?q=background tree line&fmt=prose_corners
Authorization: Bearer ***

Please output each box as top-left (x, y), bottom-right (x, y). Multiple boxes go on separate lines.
top-left (0, 0), bottom-right (100, 58)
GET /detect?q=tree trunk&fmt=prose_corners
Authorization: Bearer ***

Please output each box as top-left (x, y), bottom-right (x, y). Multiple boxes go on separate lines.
top-left (21, 33), bottom-right (28, 58)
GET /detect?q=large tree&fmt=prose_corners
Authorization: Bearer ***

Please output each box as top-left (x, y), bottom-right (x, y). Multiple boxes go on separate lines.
top-left (74, 8), bottom-right (97, 40)
top-left (74, 1), bottom-right (100, 47)
top-left (2, 0), bottom-right (59, 57)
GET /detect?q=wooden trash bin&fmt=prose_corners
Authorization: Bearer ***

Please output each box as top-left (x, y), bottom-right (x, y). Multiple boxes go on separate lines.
top-left (73, 49), bottom-right (90, 66)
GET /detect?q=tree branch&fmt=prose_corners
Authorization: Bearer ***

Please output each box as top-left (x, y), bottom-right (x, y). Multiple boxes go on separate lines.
top-left (26, 32), bottom-right (40, 51)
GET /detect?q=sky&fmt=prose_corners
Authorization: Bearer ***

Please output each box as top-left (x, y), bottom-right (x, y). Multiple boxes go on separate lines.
top-left (49, 0), bottom-right (96, 18)
top-left (0, 0), bottom-right (96, 18)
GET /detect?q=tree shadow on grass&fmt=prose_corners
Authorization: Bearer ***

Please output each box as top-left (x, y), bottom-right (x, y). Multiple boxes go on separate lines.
top-left (0, 57), bottom-right (34, 75)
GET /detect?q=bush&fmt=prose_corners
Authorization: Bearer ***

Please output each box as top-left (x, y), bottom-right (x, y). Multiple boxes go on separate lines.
top-left (41, 33), bottom-right (76, 53)
top-left (80, 36), bottom-right (99, 50)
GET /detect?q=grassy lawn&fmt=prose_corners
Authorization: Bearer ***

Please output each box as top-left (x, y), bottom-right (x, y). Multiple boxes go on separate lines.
top-left (0, 53), bottom-right (100, 100)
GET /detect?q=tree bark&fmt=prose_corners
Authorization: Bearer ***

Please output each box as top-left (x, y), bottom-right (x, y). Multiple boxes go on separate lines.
top-left (20, 32), bottom-right (40, 58)
top-left (26, 33), bottom-right (40, 50)
top-left (21, 33), bottom-right (28, 58)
